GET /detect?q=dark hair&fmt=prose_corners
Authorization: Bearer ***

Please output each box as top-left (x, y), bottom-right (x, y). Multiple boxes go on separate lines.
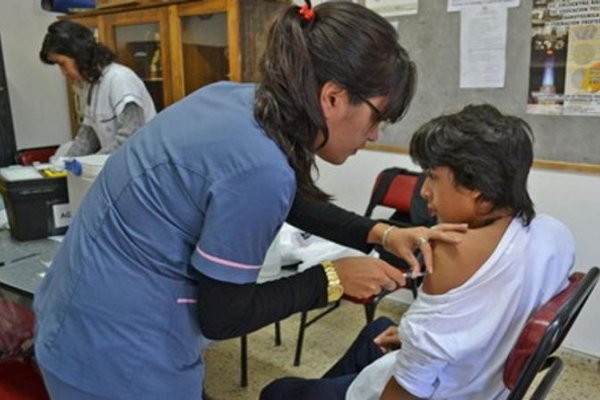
top-left (254, 1), bottom-right (416, 201)
top-left (40, 20), bottom-right (115, 83)
top-left (409, 104), bottom-right (536, 225)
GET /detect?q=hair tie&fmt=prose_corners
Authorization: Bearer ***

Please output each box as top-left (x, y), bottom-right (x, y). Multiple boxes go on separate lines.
top-left (299, 2), bottom-right (315, 21)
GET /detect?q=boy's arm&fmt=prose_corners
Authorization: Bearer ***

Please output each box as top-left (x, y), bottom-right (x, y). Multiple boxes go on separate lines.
top-left (380, 223), bottom-right (508, 399)
top-left (380, 378), bottom-right (423, 400)
top-left (378, 234), bottom-right (469, 400)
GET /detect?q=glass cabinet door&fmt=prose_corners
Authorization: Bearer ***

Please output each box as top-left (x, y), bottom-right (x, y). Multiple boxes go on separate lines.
top-left (173, 0), bottom-right (239, 100)
top-left (179, 12), bottom-right (229, 96)
top-left (104, 10), bottom-right (170, 111)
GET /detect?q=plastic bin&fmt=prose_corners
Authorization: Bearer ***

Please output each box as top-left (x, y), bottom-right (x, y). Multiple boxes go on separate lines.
top-left (66, 154), bottom-right (109, 215)
top-left (0, 167), bottom-right (70, 241)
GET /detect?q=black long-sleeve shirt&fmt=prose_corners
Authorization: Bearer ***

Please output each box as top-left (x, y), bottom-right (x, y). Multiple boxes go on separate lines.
top-left (196, 193), bottom-right (377, 339)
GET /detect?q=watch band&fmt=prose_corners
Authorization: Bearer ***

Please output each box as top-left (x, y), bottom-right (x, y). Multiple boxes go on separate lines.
top-left (321, 260), bottom-right (344, 303)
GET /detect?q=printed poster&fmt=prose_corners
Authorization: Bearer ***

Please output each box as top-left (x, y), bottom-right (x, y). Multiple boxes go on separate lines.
top-left (528, 0), bottom-right (600, 116)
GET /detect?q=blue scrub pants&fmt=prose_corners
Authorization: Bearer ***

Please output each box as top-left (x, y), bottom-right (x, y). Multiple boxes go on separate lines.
top-left (260, 316), bottom-right (395, 400)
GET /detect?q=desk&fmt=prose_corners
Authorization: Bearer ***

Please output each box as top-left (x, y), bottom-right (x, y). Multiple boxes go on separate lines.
top-left (0, 258), bottom-right (48, 298)
top-left (0, 230), bottom-right (59, 304)
top-left (0, 230), bottom-right (59, 267)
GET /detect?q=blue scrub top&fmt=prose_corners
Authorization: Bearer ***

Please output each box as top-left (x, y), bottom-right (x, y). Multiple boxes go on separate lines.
top-left (34, 82), bottom-right (296, 399)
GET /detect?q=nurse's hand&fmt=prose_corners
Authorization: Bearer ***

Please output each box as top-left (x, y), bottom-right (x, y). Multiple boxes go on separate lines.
top-left (372, 223), bottom-right (467, 276)
top-left (331, 257), bottom-right (406, 300)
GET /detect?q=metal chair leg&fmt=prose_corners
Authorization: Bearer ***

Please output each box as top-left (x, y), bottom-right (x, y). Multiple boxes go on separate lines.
top-left (240, 335), bottom-right (248, 387)
top-left (364, 302), bottom-right (376, 323)
top-left (239, 322), bottom-right (281, 387)
top-left (294, 311), bottom-right (308, 366)
top-left (293, 302), bottom-right (340, 366)
top-left (275, 321), bottom-right (282, 346)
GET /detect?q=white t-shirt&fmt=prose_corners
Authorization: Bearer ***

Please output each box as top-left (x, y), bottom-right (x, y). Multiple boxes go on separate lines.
top-left (346, 215), bottom-right (575, 400)
top-left (83, 63), bottom-right (156, 152)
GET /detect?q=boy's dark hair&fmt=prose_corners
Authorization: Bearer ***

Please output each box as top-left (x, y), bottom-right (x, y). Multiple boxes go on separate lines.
top-left (409, 104), bottom-right (536, 225)
top-left (40, 20), bottom-right (116, 83)
top-left (255, 2), bottom-right (416, 201)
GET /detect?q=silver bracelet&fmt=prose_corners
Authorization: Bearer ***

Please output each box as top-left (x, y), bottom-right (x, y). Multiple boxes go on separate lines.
top-left (381, 225), bottom-right (396, 251)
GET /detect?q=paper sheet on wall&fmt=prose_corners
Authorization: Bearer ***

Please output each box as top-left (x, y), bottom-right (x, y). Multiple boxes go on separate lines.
top-left (448, 0), bottom-right (519, 12)
top-left (459, 4), bottom-right (508, 88)
top-left (366, 0), bottom-right (418, 17)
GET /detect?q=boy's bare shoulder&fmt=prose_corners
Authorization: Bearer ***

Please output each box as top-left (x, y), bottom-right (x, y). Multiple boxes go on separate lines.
top-left (423, 227), bottom-right (504, 295)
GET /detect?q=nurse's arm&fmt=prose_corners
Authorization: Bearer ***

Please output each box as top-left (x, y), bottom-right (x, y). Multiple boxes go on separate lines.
top-left (195, 267), bottom-right (328, 340)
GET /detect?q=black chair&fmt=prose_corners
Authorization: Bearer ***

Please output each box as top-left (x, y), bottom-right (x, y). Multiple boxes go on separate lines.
top-left (239, 322), bottom-right (281, 387)
top-left (293, 167), bottom-right (434, 366)
top-left (503, 266), bottom-right (599, 399)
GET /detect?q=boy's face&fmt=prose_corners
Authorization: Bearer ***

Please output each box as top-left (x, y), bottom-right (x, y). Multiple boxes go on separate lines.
top-left (419, 166), bottom-right (481, 224)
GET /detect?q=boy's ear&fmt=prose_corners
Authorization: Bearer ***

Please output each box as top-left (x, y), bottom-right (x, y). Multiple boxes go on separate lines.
top-left (474, 192), bottom-right (494, 215)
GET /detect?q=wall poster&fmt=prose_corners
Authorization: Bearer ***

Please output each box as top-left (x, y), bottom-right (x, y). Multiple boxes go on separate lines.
top-left (528, 0), bottom-right (600, 116)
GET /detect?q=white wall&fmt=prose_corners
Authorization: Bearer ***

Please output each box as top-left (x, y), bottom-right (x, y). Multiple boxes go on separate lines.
top-left (316, 150), bottom-right (600, 358)
top-left (0, 0), bottom-right (71, 150)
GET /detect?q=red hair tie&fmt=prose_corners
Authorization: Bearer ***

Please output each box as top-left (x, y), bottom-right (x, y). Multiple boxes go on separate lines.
top-left (299, 3), bottom-right (315, 21)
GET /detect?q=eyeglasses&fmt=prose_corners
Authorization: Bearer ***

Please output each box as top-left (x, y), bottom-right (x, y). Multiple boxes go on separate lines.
top-left (356, 93), bottom-right (389, 131)
top-left (356, 93), bottom-right (382, 119)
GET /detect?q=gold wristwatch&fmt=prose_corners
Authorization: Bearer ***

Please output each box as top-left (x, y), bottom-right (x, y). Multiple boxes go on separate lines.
top-left (321, 260), bottom-right (344, 303)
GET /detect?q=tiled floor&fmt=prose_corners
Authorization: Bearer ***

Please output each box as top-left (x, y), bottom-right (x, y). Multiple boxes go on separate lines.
top-left (542, 350), bottom-right (600, 400)
top-left (204, 300), bottom-right (600, 399)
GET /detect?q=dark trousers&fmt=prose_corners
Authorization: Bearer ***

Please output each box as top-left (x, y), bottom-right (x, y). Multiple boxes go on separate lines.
top-left (260, 316), bottom-right (396, 400)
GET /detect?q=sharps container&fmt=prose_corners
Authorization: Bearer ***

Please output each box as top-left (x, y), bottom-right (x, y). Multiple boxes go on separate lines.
top-left (0, 166), bottom-right (70, 240)
top-left (65, 154), bottom-right (109, 215)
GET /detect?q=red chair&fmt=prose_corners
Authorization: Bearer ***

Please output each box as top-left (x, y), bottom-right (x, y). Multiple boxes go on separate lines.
top-left (359, 167), bottom-right (435, 306)
top-left (364, 167), bottom-right (426, 225)
top-left (0, 359), bottom-right (50, 400)
top-left (504, 267), bottom-right (599, 399)
top-left (15, 145), bottom-right (59, 166)
top-left (0, 299), bottom-right (50, 399)
top-left (293, 168), bottom-right (433, 366)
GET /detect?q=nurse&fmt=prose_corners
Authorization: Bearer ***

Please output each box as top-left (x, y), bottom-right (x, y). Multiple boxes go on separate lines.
top-left (34, 2), bottom-right (462, 399)
top-left (40, 20), bottom-right (156, 156)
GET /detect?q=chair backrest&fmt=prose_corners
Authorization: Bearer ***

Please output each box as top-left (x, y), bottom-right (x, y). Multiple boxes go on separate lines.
top-left (365, 168), bottom-right (418, 217)
top-left (364, 167), bottom-right (435, 227)
top-left (364, 168), bottom-right (435, 275)
top-left (504, 267), bottom-right (600, 400)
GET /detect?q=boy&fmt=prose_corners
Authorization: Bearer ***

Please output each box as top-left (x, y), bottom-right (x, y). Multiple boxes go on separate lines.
top-left (261, 104), bottom-right (575, 399)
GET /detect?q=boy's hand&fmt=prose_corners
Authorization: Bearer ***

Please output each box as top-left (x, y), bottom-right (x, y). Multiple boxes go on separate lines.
top-left (373, 325), bottom-right (401, 353)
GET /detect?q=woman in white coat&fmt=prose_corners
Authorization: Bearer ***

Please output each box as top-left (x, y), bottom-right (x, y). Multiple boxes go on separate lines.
top-left (40, 20), bottom-right (156, 156)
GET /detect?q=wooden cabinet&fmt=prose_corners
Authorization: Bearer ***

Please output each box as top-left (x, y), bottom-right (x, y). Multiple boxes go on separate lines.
top-left (61, 0), bottom-right (287, 132)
